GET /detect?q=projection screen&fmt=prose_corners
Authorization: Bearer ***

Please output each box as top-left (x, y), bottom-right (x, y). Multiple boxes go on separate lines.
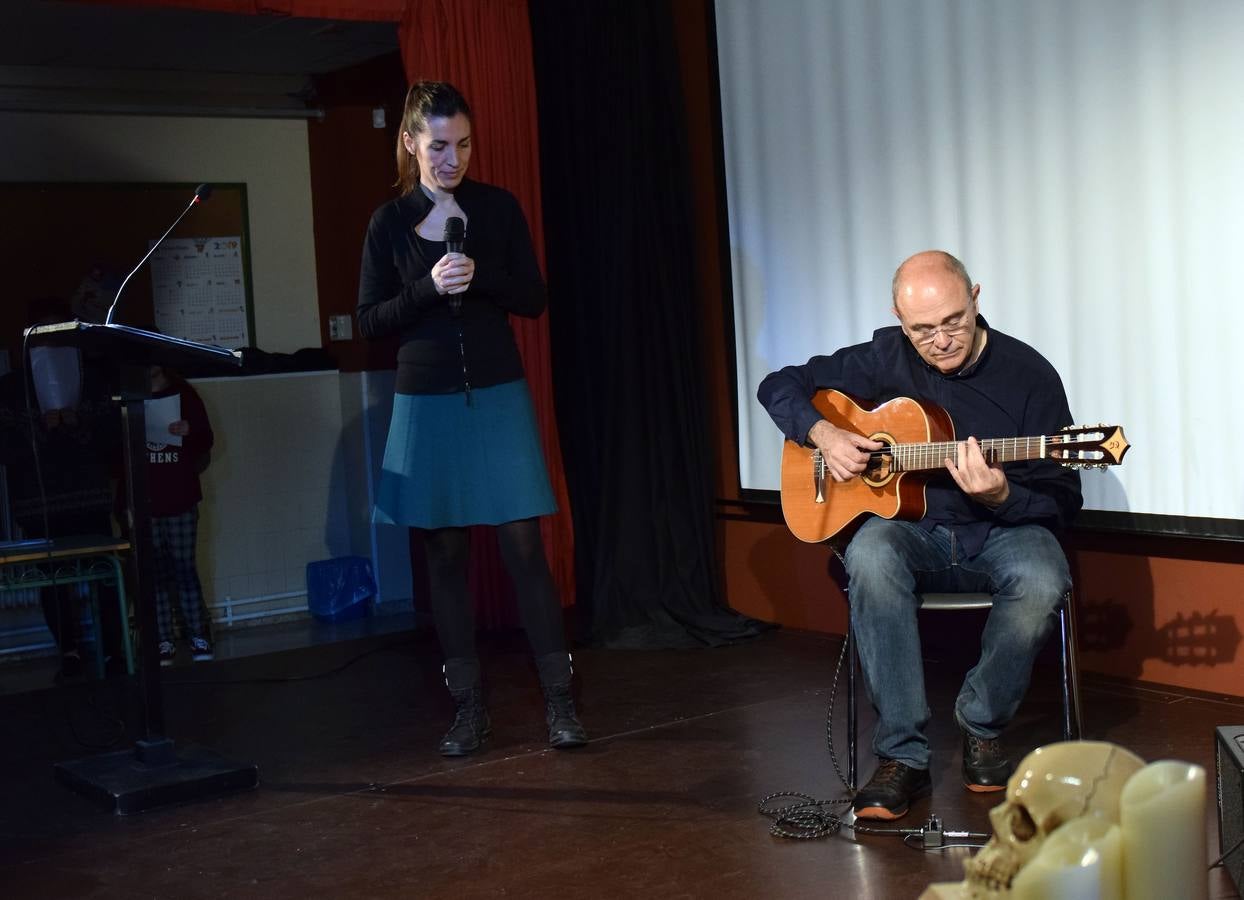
top-left (715, 0), bottom-right (1244, 538)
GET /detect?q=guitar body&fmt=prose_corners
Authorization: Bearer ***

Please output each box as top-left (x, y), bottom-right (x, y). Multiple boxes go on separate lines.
top-left (779, 391), bottom-right (955, 543)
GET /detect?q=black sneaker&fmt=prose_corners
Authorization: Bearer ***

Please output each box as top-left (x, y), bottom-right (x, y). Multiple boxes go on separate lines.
top-left (158, 640), bottom-right (176, 667)
top-left (190, 636), bottom-right (214, 662)
top-left (852, 759), bottom-right (932, 820)
top-left (962, 729), bottom-right (1011, 792)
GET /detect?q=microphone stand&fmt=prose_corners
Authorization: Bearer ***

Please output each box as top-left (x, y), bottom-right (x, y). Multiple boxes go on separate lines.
top-left (38, 184), bottom-right (257, 815)
top-left (105, 185), bottom-right (212, 326)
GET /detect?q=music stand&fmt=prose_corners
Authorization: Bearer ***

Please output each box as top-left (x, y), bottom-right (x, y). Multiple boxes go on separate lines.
top-left (26, 321), bottom-right (258, 814)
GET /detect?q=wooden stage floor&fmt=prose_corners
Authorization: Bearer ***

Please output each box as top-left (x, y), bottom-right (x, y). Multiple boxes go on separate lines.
top-left (1, 625), bottom-right (1240, 898)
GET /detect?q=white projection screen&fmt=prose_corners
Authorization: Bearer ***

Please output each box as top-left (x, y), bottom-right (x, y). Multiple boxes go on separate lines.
top-left (715, 0), bottom-right (1244, 538)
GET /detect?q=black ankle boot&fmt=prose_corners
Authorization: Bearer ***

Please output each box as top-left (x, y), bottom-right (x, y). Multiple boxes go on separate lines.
top-left (438, 657), bottom-right (491, 757)
top-left (535, 652), bottom-right (588, 749)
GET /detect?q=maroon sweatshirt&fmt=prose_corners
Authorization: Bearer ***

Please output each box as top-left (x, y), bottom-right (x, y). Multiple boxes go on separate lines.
top-left (146, 381), bottom-right (214, 517)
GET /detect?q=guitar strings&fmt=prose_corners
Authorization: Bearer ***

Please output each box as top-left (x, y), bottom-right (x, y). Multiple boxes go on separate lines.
top-left (862, 436), bottom-right (1095, 471)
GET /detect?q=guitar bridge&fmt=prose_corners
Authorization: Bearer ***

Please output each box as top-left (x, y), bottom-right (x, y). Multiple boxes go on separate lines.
top-left (812, 449), bottom-right (825, 503)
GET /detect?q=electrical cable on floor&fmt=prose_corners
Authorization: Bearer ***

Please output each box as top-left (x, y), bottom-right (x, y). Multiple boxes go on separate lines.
top-left (757, 631), bottom-right (989, 853)
top-left (160, 636), bottom-right (414, 686)
top-left (48, 635), bottom-right (418, 748)
top-left (757, 632), bottom-right (855, 839)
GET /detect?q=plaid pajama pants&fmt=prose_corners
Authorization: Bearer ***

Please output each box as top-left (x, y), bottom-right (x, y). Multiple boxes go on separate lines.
top-left (151, 506), bottom-right (211, 643)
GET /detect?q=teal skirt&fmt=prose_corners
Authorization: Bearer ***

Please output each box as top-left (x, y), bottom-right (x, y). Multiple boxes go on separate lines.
top-left (373, 379), bottom-right (557, 528)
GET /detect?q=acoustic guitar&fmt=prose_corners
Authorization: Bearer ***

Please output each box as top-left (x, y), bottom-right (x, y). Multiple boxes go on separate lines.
top-left (779, 389), bottom-right (1129, 543)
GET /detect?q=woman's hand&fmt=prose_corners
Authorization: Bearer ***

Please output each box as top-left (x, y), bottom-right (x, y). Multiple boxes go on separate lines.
top-left (432, 252), bottom-right (475, 296)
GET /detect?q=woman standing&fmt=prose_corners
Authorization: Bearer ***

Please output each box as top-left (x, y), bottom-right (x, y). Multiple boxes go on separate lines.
top-left (358, 81), bottom-right (586, 756)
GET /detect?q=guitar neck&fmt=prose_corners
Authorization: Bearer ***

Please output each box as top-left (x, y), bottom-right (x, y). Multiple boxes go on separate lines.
top-left (893, 436), bottom-right (1055, 472)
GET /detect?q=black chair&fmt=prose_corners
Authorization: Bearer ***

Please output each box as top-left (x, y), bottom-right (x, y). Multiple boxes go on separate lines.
top-left (834, 551), bottom-right (1084, 790)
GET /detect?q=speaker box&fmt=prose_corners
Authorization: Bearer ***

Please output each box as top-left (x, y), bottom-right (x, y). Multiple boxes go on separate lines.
top-left (1215, 725), bottom-right (1244, 896)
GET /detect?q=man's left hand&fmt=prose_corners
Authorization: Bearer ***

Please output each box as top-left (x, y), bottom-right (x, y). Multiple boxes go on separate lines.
top-left (945, 437), bottom-right (1009, 507)
top-left (168, 420), bottom-right (190, 437)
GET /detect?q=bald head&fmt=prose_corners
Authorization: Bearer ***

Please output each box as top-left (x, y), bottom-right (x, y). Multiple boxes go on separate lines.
top-left (891, 251), bottom-right (973, 306)
top-left (891, 250), bottom-right (982, 375)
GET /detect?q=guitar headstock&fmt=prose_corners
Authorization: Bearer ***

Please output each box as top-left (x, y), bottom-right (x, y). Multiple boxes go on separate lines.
top-left (1051, 424), bottom-right (1130, 469)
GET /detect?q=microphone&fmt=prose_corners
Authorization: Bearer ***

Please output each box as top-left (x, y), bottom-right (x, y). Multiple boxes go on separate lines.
top-left (443, 216), bottom-right (465, 254)
top-left (104, 183), bottom-right (214, 325)
top-left (443, 216), bottom-right (466, 314)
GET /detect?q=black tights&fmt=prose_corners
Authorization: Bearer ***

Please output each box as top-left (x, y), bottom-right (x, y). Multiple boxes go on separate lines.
top-left (423, 519), bottom-right (566, 660)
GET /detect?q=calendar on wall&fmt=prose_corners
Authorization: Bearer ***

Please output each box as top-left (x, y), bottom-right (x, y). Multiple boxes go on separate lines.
top-left (148, 235), bottom-right (250, 349)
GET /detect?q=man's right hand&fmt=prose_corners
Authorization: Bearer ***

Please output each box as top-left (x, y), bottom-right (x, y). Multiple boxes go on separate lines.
top-left (807, 419), bottom-right (884, 482)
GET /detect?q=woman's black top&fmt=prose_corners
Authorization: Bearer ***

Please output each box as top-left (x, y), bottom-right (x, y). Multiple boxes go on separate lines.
top-left (357, 178), bottom-right (546, 395)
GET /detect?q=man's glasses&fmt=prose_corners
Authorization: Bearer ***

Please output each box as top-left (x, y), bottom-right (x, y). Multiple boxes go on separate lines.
top-left (905, 310), bottom-right (974, 345)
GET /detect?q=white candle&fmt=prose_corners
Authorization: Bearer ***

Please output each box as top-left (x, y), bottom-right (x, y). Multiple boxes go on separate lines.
top-left (1120, 761), bottom-right (1208, 900)
top-left (1011, 817), bottom-right (1122, 900)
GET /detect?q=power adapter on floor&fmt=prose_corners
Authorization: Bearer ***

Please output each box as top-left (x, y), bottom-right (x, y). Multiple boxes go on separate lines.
top-left (916, 813), bottom-right (990, 849)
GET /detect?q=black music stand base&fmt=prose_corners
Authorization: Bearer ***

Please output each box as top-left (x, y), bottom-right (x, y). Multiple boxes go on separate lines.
top-left (54, 739), bottom-right (258, 815)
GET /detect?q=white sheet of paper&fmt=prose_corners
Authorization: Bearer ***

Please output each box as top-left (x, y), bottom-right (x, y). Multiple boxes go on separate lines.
top-left (144, 394), bottom-right (182, 447)
top-left (30, 346), bottom-right (82, 413)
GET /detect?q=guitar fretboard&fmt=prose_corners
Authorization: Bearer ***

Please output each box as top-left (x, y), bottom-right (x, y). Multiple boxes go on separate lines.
top-left (888, 435), bottom-right (1058, 472)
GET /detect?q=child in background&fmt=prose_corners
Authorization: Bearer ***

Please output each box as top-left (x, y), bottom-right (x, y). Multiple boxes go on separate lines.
top-left (146, 365), bottom-right (214, 666)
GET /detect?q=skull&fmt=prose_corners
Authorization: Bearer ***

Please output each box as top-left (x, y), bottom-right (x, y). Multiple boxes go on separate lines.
top-left (962, 741), bottom-right (1145, 898)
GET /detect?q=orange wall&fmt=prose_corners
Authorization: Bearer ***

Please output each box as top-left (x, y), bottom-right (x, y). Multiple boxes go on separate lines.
top-left (718, 508), bottom-right (848, 636)
top-left (1072, 540), bottom-right (1244, 697)
top-left (672, 0), bottom-right (1244, 699)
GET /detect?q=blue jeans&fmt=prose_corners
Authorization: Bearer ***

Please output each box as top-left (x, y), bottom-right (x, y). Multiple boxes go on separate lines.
top-left (842, 518), bottom-right (1070, 770)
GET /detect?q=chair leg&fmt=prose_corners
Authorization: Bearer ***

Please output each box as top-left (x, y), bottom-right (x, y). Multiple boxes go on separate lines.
top-left (1059, 591), bottom-right (1084, 740)
top-left (831, 544), bottom-right (859, 791)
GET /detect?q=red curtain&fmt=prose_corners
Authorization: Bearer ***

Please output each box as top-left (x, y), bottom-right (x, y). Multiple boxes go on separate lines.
top-left (398, 0), bottom-right (575, 627)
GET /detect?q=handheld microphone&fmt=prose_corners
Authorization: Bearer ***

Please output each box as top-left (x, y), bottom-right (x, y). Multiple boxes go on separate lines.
top-left (443, 216), bottom-right (466, 314)
top-left (444, 216), bottom-right (465, 254)
top-left (104, 183), bottom-right (214, 325)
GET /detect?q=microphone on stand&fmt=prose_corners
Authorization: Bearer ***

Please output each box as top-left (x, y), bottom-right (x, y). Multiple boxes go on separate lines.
top-left (104, 183), bottom-right (214, 325)
top-left (443, 216), bottom-right (466, 315)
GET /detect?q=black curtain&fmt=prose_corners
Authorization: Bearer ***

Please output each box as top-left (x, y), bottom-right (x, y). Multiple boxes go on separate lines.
top-left (529, 0), bottom-right (772, 648)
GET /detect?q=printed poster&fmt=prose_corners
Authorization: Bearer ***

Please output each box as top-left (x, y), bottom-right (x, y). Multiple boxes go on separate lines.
top-left (148, 236), bottom-right (249, 349)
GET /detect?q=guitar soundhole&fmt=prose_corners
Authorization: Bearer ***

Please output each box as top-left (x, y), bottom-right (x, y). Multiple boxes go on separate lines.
top-left (862, 433), bottom-right (896, 488)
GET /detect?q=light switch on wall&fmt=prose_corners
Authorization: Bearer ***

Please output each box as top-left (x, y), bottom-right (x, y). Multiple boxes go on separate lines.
top-left (328, 314), bottom-right (353, 341)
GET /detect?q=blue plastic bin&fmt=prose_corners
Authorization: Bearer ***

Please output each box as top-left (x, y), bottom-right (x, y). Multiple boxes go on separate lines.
top-left (306, 556), bottom-right (377, 623)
